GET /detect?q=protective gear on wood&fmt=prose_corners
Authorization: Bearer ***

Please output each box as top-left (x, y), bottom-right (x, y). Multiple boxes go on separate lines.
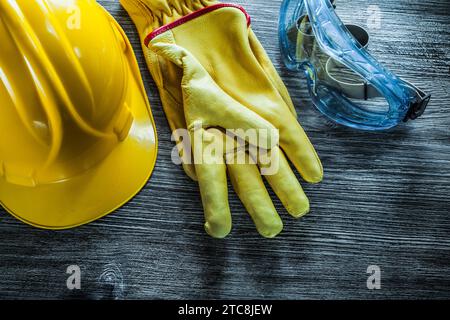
top-left (121, 0), bottom-right (322, 238)
top-left (0, 0), bottom-right (157, 229)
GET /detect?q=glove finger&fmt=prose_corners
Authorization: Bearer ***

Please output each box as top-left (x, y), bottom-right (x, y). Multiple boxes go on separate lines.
top-left (256, 146), bottom-right (310, 218)
top-left (280, 119), bottom-right (323, 184)
top-left (248, 30), bottom-right (297, 117)
top-left (227, 150), bottom-right (283, 238)
top-left (247, 30), bottom-right (323, 183)
top-left (193, 128), bottom-right (231, 238)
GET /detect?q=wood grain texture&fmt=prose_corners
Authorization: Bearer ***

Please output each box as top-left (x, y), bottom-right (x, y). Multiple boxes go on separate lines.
top-left (0, 0), bottom-right (449, 300)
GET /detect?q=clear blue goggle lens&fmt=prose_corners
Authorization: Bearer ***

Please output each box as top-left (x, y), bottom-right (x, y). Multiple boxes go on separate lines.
top-left (279, 0), bottom-right (430, 131)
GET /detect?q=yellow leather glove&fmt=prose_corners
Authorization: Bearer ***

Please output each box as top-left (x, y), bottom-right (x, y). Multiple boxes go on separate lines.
top-left (121, 0), bottom-right (323, 238)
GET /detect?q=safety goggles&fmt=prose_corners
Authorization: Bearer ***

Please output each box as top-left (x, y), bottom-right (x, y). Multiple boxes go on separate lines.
top-left (279, 0), bottom-right (430, 130)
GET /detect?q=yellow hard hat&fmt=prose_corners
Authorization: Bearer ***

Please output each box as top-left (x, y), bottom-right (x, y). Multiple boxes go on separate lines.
top-left (0, 0), bottom-right (158, 229)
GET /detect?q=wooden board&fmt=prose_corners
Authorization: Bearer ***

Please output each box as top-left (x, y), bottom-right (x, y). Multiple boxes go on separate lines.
top-left (0, 0), bottom-right (449, 299)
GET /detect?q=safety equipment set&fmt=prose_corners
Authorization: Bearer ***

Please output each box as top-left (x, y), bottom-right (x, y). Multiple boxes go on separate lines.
top-left (0, 0), bottom-right (429, 237)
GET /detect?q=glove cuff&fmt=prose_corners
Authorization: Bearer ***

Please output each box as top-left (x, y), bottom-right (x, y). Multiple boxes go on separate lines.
top-left (144, 2), bottom-right (251, 46)
top-left (122, 0), bottom-right (218, 31)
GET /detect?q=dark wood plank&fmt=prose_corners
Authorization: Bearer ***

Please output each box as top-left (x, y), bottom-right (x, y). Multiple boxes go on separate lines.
top-left (0, 0), bottom-right (449, 299)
